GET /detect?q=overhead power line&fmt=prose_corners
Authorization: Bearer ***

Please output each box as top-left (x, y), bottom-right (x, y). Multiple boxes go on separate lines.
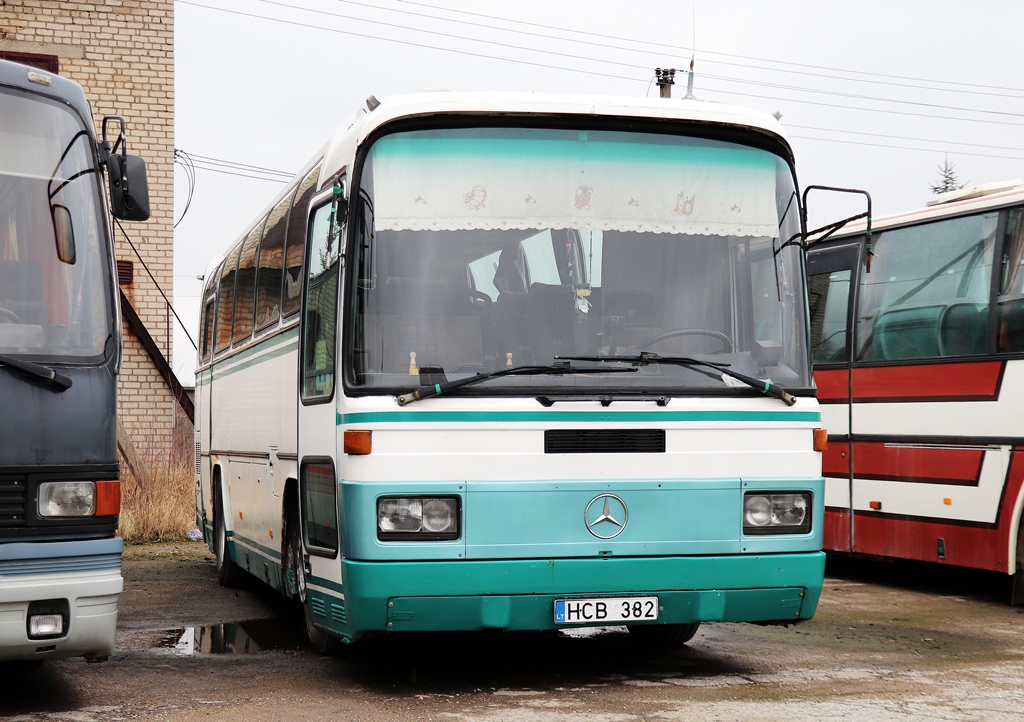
top-left (177, 0), bottom-right (645, 83)
top-left (331, 0), bottom-right (1024, 101)
top-left (175, 2), bottom-right (1024, 161)
top-left (193, 0), bottom-right (1024, 124)
top-left (175, 147), bottom-right (294, 184)
top-left (384, 0), bottom-right (1024, 96)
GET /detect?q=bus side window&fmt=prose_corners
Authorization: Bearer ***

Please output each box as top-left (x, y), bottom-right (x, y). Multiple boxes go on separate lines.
top-left (283, 165), bottom-right (321, 318)
top-left (856, 212), bottom-right (997, 361)
top-left (214, 250), bottom-right (240, 354)
top-left (233, 222), bottom-right (264, 344)
top-left (200, 294), bottom-right (215, 364)
top-left (300, 460), bottom-right (338, 555)
top-left (809, 270), bottom-right (851, 364)
top-left (998, 207), bottom-right (1024, 352)
top-left (255, 189), bottom-right (296, 332)
top-left (300, 202), bottom-right (339, 400)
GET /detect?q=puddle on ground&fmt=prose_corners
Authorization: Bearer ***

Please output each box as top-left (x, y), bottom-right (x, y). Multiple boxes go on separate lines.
top-left (124, 618), bottom-right (309, 655)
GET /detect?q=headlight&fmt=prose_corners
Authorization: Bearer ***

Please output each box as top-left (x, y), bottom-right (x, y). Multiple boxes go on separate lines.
top-left (38, 481), bottom-right (96, 517)
top-left (377, 497), bottom-right (460, 540)
top-left (743, 492), bottom-right (811, 535)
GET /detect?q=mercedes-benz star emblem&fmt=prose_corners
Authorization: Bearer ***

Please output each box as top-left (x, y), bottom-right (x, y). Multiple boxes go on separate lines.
top-left (585, 494), bottom-right (628, 539)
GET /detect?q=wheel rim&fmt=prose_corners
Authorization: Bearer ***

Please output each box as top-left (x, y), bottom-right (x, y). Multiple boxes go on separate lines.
top-left (215, 508), bottom-right (226, 567)
top-left (295, 548), bottom-right (308, 604)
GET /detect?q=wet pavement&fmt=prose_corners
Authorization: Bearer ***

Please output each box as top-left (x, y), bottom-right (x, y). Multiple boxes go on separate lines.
top-left (1, 545), bottom-right (1022, 721)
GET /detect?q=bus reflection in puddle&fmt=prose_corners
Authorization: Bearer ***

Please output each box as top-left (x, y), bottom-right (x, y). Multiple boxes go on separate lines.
top-left (142, 619), bottom-right (309, 655)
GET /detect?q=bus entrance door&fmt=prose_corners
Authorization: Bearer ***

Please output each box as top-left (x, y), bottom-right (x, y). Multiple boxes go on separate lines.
top-left (808, 242), bottom-right (860, 552)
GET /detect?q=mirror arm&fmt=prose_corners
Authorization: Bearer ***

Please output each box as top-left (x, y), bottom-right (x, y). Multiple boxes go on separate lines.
top-left (802, 185), bottom-right (874, 272)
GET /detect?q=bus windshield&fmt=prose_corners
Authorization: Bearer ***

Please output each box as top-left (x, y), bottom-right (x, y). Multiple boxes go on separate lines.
top-left (348, 126), bottom-right (808, 396)
top-left (0, 87), bottom-right (111, 361)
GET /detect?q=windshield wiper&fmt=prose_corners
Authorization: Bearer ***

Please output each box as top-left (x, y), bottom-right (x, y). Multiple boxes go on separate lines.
top-left (556, 352), bottom-right (796, 406)
top-left (0, 354), bottom-right (73, 392)
top-left (396, 361), bottom-right (636, 406)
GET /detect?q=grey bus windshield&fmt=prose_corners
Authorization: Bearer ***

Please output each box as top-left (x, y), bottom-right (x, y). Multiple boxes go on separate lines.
top-left (0, 88), bottom-right (111, 361)
top-left (348, 126), bottom-right (809, 395)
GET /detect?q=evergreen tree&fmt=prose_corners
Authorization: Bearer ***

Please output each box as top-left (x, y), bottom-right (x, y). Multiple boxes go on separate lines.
top-left (930, 158), bottom-right (968, 194)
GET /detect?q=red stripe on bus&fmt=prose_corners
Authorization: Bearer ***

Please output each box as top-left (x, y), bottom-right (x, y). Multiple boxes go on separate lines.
top-left (815, 368), bottom-right (849, 403)
top-left (851, 442), bottom-right (984, 486)
top-left (823, 507), bottom-right (851, 553)
top-left (822, 444), bottom-right (849, 478)
top-left (824, 448), bottom-right (1024, 573)
top-left (851, 514), bottom-right (1007, 572)
top-left (852, 361), bottom-right (1004, 402)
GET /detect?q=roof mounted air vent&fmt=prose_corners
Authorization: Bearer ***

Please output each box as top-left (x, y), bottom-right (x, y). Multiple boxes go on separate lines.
top-left (927, 179), bottom-right (1023, 206)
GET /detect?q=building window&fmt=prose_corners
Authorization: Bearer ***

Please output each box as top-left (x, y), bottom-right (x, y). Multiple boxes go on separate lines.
top-left (0, 52), bottom-right (59, 74)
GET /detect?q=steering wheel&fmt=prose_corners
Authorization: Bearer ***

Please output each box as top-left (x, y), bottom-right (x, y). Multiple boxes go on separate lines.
top-left (639, 328), bottom-right (733, 353)
top-left (0, 306), bottom-right (22, 324)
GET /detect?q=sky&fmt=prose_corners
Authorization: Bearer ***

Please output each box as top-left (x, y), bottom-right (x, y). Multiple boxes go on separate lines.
top-left (171, 0), bottom-right (1024, 385)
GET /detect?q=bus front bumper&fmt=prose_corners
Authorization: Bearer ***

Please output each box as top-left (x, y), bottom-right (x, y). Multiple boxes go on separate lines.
top-left (0, 539), bottom-right (123, 661)
top-left (309, 552), bottom-right (825, 640)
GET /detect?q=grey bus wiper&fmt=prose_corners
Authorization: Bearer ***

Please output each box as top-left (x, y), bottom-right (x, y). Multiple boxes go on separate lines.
top-left (0, 353), bottom-right (73, 391)
top-left (556, 352), bottom-right (796, 406)
top-left (396, 361), bottom-right (637, 406)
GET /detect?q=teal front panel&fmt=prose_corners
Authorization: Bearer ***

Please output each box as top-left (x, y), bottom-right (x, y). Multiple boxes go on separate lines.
top-left (464, 479), bottom-right (740, 559)
top-left (340, 477), bottom-right (823, 561)
top-left (316, 552), bottom-right (826, 639)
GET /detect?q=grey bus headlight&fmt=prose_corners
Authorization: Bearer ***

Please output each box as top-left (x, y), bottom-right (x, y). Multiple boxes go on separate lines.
top-left (377, 497), bottom-right (460, 540)
top-left (38, 481), bottom-right (96, 517)
top-left (743, 492), bottom-right (811, 535)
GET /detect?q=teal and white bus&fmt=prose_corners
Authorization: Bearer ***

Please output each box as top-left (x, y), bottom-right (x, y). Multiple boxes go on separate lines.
top-left (195, 91), bottom-right (828, 651)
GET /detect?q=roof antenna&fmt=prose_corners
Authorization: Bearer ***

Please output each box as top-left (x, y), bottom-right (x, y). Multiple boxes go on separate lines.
top-left (684, 7), bottom-right (696, 99)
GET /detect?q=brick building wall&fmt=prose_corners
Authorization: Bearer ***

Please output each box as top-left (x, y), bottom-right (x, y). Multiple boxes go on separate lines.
top-left (0, 1), bottom-right (182, 461)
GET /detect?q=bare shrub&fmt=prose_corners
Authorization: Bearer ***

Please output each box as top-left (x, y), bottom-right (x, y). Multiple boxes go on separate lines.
top-left (118, 407), bottom-right (197, 543)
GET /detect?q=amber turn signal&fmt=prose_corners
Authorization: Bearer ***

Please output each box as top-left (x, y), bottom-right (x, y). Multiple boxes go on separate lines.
top-left (95, 480), bottom-right (121, 516)
top-left (813, 428), bottom-right (828, 451)
top-left (344, 430), bottom-right (372, 455)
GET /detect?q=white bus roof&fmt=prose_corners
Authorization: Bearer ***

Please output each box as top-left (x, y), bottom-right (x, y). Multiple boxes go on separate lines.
top-left (205, 91), bottom-right (794, 294)
top-left (322, 91), bottom-right (792, 180)
top-left (826, 179), bottom-right (1024, 239)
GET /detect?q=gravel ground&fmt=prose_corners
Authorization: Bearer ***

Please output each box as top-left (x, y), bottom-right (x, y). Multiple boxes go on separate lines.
top-left (1, 543), bottom-right (1022, 721)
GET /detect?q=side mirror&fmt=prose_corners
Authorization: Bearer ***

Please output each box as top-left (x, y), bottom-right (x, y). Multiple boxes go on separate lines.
top-left (51, 205), bottom-right (76, 264)
top-left (107, 154), bottom-right (151, 222)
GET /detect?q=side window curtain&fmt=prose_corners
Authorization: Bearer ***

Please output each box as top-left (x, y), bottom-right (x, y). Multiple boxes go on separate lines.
top-left (233, 222), bottom-right (264, 344)
top-left (213, 250), bottom-right (240, 354)
top-left (856, 213), bottom-right (997, 362)
top-left (200, 294), bottom-right (216, 364)
top-left (300, 201), bottom-right (341, 400)
top-left (255, 189), bottom-right (296, 332)
top-left (998, 207), bottom-right (1024, 352)
top-left (283, 165), bottom-right (322, 318)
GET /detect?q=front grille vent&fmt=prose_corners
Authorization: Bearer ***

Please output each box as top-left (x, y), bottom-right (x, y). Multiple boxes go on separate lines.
top-left (195, 442), bottom-right (202, 476)
top-left (0, 477), bottom-right (27, 528)
top-left (545, 429), bottom-right (665, 454)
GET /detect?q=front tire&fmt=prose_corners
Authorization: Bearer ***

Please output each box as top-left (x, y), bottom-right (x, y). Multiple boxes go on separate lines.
top-left (1012, 510), bottom-right (1024, 606)
top-left (285, 504), bottom-right (344, 655)
top-left (627, 622), bottom-right (700, 647)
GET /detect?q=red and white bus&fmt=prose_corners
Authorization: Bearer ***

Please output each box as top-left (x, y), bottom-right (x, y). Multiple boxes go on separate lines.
top-left (807, 180), bottom-right (1024, 603)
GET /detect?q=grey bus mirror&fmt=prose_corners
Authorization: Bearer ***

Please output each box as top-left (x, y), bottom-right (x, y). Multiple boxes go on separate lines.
top-left (51, 205), bottom-right (76, 264)
top-left (107, 153), bottom-right (150, 221)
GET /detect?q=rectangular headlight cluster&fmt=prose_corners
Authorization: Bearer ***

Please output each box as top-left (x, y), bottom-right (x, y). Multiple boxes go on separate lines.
top-left (38, 481), bottom-right (97, 517)
top-left (377, 497), bottom-right (460, 541)
top-left (36, 480), bottom-right (120, 518)
top-left (743, 492), bottom-right (811, 535)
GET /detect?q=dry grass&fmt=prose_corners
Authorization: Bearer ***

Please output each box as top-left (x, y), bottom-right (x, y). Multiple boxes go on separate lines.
top-left (118, 413), bottom-right (198, 544)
